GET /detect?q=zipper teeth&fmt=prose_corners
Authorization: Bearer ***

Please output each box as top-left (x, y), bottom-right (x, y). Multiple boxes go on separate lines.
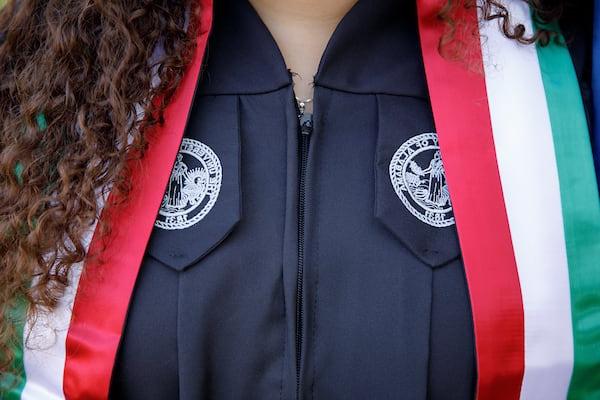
top-left (296, 132), bottom-right (309, 399)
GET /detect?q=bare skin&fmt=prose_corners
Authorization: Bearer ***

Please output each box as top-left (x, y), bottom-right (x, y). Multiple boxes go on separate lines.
top-left (248, 0), bottom-right (358, 110)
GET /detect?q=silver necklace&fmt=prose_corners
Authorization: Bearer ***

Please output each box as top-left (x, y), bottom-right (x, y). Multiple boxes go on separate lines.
top-left (291, 70), bottom-right (314, 116)
top-left (295, 96), bottom-right (313, 116)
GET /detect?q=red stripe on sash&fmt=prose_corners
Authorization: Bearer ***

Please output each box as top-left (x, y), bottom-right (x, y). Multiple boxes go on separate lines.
top-left (62, 1), bottom-right (213, 398)
top-left (416, 1), bottom-right (525, 399)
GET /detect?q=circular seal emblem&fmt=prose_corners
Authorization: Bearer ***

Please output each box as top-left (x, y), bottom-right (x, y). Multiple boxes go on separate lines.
top-left (155, 138), bottom-right (222, 230)
top-left (389, 132), bottom-right (454, 228)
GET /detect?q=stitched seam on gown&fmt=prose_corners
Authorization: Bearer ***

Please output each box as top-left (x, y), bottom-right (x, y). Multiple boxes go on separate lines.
top-left (176, 272), bottom-right (182, 399)
top-left (310, 92), bottom-right (325, 400)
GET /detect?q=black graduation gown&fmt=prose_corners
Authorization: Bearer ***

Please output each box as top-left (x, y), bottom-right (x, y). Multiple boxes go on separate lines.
top-left (110, 0), bottom-right (593, 399)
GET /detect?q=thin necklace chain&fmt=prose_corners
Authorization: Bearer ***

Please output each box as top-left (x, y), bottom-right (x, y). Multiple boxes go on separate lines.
top-left (295, 96), bottom-right (313, 115)
top-left (291, 70), bottom-right (314, 115)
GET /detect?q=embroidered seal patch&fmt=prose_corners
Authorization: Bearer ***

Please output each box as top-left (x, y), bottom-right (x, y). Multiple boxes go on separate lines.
top-left (389, 132), bottom-right (454, 228)
top-left (155, 138), bottom-right (222, 230)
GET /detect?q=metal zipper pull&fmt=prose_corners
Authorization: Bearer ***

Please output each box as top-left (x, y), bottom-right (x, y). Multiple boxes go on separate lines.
top-left (296, 97), bottom-right (313, 136)
top-left (299, 112), bottom-right (313, 136)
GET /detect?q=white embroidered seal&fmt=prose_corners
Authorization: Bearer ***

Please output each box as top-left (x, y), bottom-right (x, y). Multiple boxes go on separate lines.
top-left (389, 132), bottom-right (454, 228)
top-left (155, 138), bottom-right (222, 230)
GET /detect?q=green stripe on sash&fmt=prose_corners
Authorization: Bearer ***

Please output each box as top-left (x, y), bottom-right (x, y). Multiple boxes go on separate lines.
top-left (35, 114), bottom-right (47, 132)
top-left (1, 298), bottom-right (27, 399)
top-left (14, 114), bottom-right (47, 185)
top-left (13, 163), bottom-right (23, 186)
top-left (534, 21), bottom-right (600, 399)
top-left (1, 114), bottom-right (47, 398)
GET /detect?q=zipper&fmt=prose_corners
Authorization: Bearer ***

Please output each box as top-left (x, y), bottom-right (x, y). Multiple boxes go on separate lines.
top-left (295, 98), bottom-right (313, 400)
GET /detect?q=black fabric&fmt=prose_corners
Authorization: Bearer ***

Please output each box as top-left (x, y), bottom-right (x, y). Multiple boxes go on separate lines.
top-left (199, 0), bottom-right (290, 95)
top-left (375, 95), bottom-right (460, 267)
top-left (146, 96), bottom-right (242, 270)
top-left (110, 0), bottom-right (592, 399)
top-left (314, 0), bottom-right (428, 97)
top-left (562, 7), bottom-right (595, 133)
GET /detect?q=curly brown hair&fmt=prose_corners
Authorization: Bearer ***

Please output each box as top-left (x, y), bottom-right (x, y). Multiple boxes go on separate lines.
top-left (0, 0), bottom-right (581, 376)
top-left (437, 0), bottom-right (582, 63)
top-left (0, 0), bottom-right (199, 375)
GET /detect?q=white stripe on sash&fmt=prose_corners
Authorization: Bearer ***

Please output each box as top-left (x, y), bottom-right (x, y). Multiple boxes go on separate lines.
top-left (20, 222), bottom-right (98, 400)
top-left (478, 2), bottom-right (574, 398)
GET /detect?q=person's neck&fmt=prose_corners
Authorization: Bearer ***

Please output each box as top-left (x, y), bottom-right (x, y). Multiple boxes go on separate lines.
top-left (249, 0), bottom-right (358, 104)
top-left (249, 0), bottom-right (357, 22)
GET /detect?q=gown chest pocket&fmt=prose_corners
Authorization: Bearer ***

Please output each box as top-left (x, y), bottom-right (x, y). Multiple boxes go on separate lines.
top-left (374, 95), bottom-right (461, 268)
top-left (146, 96), bottom-right (241, 271)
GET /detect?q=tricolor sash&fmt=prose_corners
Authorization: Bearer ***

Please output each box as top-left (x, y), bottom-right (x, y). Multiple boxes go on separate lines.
top-left (4, 0), bottom-right (600, 399)
top-left (418, 0), bottom-right (600, 399)
top-left (3, 0), bottom-right (213, 398)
